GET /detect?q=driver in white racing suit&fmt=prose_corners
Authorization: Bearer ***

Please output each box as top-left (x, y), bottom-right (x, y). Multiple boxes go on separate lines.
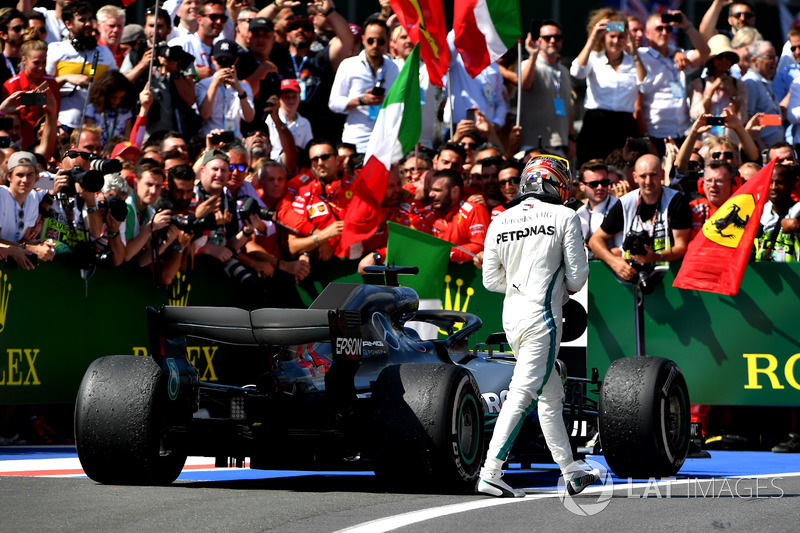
top-left (477, 155), bottom-right (601, 498)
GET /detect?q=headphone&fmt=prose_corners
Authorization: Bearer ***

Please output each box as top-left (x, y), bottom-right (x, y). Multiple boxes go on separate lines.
top-left (310, 178), bottom-right (342, 197)
top-left (72, 35), bottom-right (97, 52)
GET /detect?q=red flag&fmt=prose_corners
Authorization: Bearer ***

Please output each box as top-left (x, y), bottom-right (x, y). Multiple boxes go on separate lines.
top-left (390, 0), bottom-right (449, 87)
top-left (121, 0), bottom-right (137, 6)
top-left (335, 161), bottom-right (387, 257)
top-left (673, 159), bottom-right (776, 296)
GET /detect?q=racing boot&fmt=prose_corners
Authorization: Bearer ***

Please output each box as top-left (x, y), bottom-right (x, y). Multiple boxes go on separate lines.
top-left (476, 469), bottom-right (525, 498)
top-left (564, 463), bottom-right (601, 496)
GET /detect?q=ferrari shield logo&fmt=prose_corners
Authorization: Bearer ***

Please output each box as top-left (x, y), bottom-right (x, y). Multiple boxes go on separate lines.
top-left (702, 194), bottom-right (754, 248)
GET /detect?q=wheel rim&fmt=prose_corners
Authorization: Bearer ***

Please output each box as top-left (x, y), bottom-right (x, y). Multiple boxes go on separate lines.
top-left (457, 393), bottom-right (480, 465)
top-left (662, 380), bottom-right (688, 459)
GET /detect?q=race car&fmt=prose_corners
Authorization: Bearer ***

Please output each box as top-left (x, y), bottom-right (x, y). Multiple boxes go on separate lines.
top-left (74, 266), bottom-right (690, 490)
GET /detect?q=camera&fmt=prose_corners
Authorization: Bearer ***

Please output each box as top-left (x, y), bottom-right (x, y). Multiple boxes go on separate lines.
top-left (89, 156), bottom-right (122, 175)
top-left (72, 241), bottom-right (113, 270)
top-left (661, 13), bottom-right (681, 24)
top-left (623, 229), bottom-right (651, 257)
top-left (98, 195), bottom-right (128, 222)
top-left (63, 167), bottom-right (103, 196)
top-left (606, 21), bottom-right (625, 32)
top-left (155, 43), bottom-right (195, 71)
top-left (170, 213), bottom-right (218, 235)
top-left (20, 93), bottom-right (47, 106)
top-left (706, 116), bottom-right (725, 127)
top-left (238, 196), bottom-right (273, 221)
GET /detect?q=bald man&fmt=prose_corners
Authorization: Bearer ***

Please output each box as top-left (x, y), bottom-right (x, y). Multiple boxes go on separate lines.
top-left (589, 154), bottom-right (692, 280)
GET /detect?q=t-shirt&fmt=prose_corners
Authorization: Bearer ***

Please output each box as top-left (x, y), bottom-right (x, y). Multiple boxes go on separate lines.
top-left (0, 187), bottom-right (39, 242)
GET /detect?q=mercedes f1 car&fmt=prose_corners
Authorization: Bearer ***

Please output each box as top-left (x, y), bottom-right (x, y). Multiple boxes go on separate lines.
top-left (74, 266), bottom-right (690, 490)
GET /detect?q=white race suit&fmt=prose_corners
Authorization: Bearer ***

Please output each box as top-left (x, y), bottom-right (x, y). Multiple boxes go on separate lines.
top-left (481, 196), bottom-right (589, 473)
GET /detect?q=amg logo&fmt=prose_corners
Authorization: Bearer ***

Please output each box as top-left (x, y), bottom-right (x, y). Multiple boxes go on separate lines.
top-left (496, 225), bottom-right (555, 243)
top-left (363, 341), bottom-right (385, 347)
top-left (335, 337), bottom-right (362, 356)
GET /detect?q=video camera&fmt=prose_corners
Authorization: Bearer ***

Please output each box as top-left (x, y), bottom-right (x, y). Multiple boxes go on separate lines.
top-left (170, 213), bottom-right (219, 235)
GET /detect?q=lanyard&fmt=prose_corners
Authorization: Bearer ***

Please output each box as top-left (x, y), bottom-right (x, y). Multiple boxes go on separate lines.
top-left (291, 54), bottom-right (308, 77)
top-left (538, 56), bottom-right (561, 94)
top-left (102, 110), bottom-right (119, 142)
top-left (588, 196), bottom-right (610, 229)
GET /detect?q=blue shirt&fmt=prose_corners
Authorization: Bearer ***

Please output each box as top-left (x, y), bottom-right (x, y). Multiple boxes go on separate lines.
top-left (772, 62), bottom-right (800, 101)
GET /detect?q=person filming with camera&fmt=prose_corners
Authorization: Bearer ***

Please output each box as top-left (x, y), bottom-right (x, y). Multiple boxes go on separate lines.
top-left (589, 154), bottom-right (692, 280)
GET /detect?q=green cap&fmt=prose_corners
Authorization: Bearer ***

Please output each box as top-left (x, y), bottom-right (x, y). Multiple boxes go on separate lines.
top-left (201, 149), bottom-right (230, 167)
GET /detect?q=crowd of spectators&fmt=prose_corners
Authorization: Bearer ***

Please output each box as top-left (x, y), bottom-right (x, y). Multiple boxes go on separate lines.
top-left (0, 0), bottom-right (798, 451)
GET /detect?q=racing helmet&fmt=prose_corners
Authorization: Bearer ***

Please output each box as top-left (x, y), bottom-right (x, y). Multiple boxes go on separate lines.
top-left (518, 155), bottom-right (572, 204)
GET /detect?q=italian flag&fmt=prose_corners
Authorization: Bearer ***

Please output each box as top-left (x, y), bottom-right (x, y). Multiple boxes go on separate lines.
top-left (336, 44), bottom-right (422, 256)
top-left (454, 0), bottom-right (521, 78)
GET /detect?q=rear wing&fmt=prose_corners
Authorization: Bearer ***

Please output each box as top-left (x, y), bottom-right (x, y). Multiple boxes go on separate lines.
top-left (146, 306), bottom-right (362, 361)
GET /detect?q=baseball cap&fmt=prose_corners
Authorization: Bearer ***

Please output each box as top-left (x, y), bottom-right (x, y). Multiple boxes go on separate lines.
top-left (7, 151), bottom-right (37, 171)
top-left (286, 17), bottom-right (313, 32)
top-left (201, 149), bottom-right (230, 167)
top-left (120, 24), bottom-right (145, 45)
top-left (212, 39), bottom-right (238, 62)
top-left (111, 141), bottom-right (142, 159)
top-left (248, 17), bottom-right (274, 33)
top-left (280, 78), bottom-right (300, 93)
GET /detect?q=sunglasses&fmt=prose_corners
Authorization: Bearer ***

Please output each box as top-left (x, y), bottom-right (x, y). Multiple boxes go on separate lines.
top-left (583, 179), bottom-right (611, 188)
top-left (229, 163), bottom-right (247, 172)
top-left (711, 151), bottom-right (735, 160)
top-left (11, 25), bottom-right (24, 33)
top-left (401, 167), bottom-right (427, 174)
top-left (204, 13), bottom-right (228, 23)
top-left (239, 18), bottom-right (254, 24)
top-left (64, 150), bottom-right (92, 160)
top-left (539, 34), bottom-right (563, 42)
top-left (460, 142), bottom-right (478, 150)
top-left (499, 177), bottom-right (521, 186)
top-left (37, 27), bottom-right (47, 35)
top-left (310, 153), bottom-right (335, 163)
top-left (655, 25), bottom-right (673, 34)
top-left (731, 11), bottom-right (754, 19)
top-left (792, 45), bottom-right (800, 53)
top-left (366, 37), bottom-right (386, 46)
top-left (687, 160), bottom-right (704, 171)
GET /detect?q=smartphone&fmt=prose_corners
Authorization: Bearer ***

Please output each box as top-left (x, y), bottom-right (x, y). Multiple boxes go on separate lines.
top-left (210, 131), bottom-right (235, 144)
top-left (707, 116), bottom-right (725, 126)
top-left (465, 108), bottom-right (476, 121)
top-left (34, 171), bottom-right (56, 190)
top-left (371, 86), bottom-right (386, 96)
top-left (530, 19), bottom-right (541, 41)
top-left (606, 21), bottom-right (625, 32)
top-left (760, 114), bottom-right (783, 127)
top-left (661, 13), bottom-right (681, 24)
top-left (21, 93), bottom-right (47, 106)
top-left (0, 136), bottom-right (10, 148)
top-left (0, 117), bottom-right (12, 131)
top-left (628, 137), bottom-right (651, 154)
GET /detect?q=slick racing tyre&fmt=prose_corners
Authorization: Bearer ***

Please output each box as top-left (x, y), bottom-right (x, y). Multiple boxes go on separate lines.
top-left (599, 356), bottom-right (690, 478)
top-left (373, 364), bottom-right (484, 492)
top-left (75, 356), bottom-right (187, 485)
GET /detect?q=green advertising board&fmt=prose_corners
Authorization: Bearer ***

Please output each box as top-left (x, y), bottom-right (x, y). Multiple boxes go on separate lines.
top-left (0, 256), bottom-right (798, 407)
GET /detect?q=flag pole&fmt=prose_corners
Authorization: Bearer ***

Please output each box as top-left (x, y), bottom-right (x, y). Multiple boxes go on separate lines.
top-left (147, 0), bottom-right (160, 89)
top-left (515, 40), bottom-right (522, 127)
top-left (446, 66), bottom-right (454, 140)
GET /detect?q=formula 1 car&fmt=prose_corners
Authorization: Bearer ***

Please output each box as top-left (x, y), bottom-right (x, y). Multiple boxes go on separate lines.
top-left (74, 266), bottom-right (690, 490)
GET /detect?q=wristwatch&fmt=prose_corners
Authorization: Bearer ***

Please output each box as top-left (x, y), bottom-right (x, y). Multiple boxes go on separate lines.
top-left (86, 205), bottom-right (97, 213)
top-left (238, 92), bottom-right (247, 99)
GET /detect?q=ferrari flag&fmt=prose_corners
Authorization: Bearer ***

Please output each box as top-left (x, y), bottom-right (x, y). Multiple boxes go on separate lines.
top-left (386, 222), bottom-right (451, 299)
top-left (390, 0), bottom-right (449, 87)
top-left (453, 0), bottom-right (521, 78)
top-left (336, 45), bottom-right (421, 256)
top-left (673, 158), bottom-right (776, 296)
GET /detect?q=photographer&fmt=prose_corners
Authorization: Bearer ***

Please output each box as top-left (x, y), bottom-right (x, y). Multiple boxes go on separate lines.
top-left (123, 161), bottom-right (172, 263)
top-left (589, 154), bottom-right (691, 281)
top-left (41, 146), bottom-right (105, 253)
top-left (0, 151), bottom-right (53, 265)
top-left (91, 173), bottom-right (131, 268)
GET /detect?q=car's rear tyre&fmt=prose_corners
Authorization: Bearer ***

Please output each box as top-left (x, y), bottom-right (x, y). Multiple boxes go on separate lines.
top-left (373, 364), bottom-right (484, 492)
top-left (75, 356), bottom-right (187, 485)
top-left (599, 356), bottom-right (690, 478)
